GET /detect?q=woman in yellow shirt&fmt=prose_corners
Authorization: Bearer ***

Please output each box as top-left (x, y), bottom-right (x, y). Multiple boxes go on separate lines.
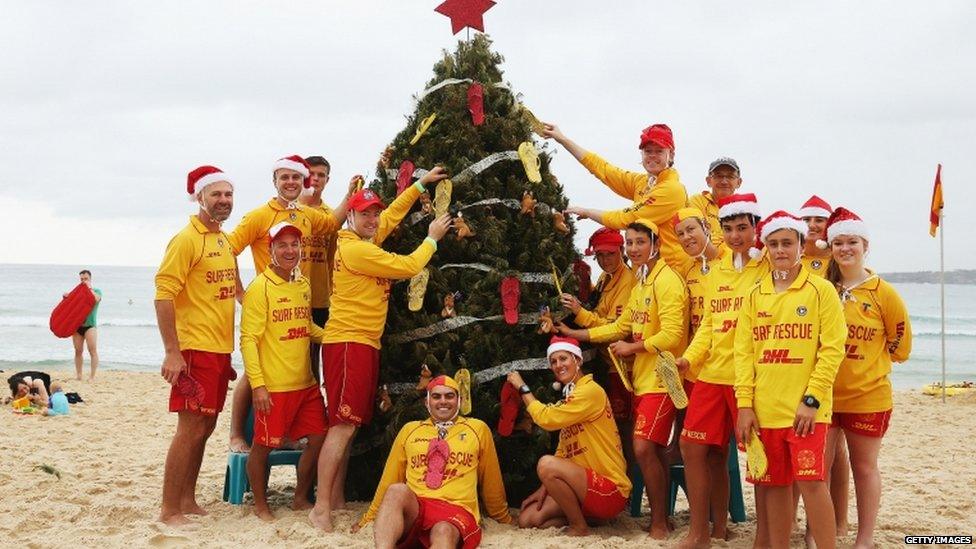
top-left (823, 208), bottom-right (912, 549)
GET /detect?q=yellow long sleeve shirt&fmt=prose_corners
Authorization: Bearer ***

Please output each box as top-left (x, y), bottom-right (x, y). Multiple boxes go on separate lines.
top-left (240, 268), bottom-right (324, 392)
top-left (684, 253), bottom-right (770, 386)
top-left (227, 199), bottom-right (340, 279)
top-left (834, 274), bottom-right (912, 413)
top-left (579, 152), bottom-right (692, 275)
top-left (306, 202), bottom-right (338, 309)
top-left (689, 191), bottom-right (725, 249)
top-left (526, 374), bottom-right (631, 496)
top-left (801, 255), bottom-right (831, 279)
top-left (154, 216), bottom-right (236, 353)
top-left (359, 416), bottom-right (511, 527)
top-left (733, 268), bottom-right (847, 428)
top-left (680, 247), bottom-right (728, 382)
top-left (587, 261), bottom-right (687, 395)
top-left (324, 184), bottom-right (433, 349)
top-left (574, 266), bottom-right (637, 375)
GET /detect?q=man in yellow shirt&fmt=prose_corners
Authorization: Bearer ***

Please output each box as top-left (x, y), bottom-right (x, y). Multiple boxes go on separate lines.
top-left (310, 167), bottom-right (453, 532)
top-left (154, 166), bottom-right (238, 526)
top-left (353, 375), bottom-right (512, 548)
top-left (542, 121), bottom-right (691, 274)
top-left (240, 222), bottom-right (328, 522)
top-left (689, 157), bottom-right (743, 249)
top-left (226, 154), bottom-right (355, 454)
top-left (298, 155), bottom-right (337, 380)
top-left (507, 337), bottom-right (631, 537)
top-left (798, 195), bottom-right (834, 278)
top-left (734, 211), bottom-right (846, 549)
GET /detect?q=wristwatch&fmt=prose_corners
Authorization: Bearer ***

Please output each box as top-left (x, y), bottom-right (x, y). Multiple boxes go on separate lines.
top-left (519, 384), bottom-right (532, 395)
top-left (802, 394), bottom-right (820, 409)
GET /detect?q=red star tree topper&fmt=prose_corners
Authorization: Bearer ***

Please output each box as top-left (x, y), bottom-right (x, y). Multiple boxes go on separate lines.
top-left (434, 0), bottom-right (496, 34)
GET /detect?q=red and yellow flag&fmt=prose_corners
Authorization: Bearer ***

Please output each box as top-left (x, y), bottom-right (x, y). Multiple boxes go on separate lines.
top-left (929, 164), bottom-right (943, 237)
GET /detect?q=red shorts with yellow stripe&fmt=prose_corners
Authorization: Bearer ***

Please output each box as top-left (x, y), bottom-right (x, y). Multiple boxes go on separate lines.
top-left (168, 350), bottom-right (234, 416)
top-left (632, 392), bottom-right (676, 445)
top-left (397, 497), bottom-right (481, 549)
top-left (323, 342), bottom-right (379, 426)
top-left (680, 381), bottom-right (737, 446)
top-left (253, 385), bottom-right (328, 448)
top-left (831, 410), bottom-right (892, 438)
top-left (749, 423), bottom-right (829, 486)
top-left (581, 469), bottom-right (628, 520)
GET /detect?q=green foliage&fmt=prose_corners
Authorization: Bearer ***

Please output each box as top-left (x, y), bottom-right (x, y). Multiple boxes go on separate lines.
top-left (345, 35), bottom-right (581, 506)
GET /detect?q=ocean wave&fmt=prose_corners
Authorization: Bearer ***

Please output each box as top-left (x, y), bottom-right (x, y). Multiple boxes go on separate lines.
top-left (0, 316), bottom-right (157, 328)
top-left (913, 329), bottom-right (976, 338)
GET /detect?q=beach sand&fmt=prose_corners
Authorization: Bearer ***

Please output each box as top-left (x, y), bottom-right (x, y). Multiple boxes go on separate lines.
top-left (1, 370), bottom-right (974, 548)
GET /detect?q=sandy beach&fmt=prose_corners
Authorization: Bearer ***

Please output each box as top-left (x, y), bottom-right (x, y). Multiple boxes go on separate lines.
top-left (1, 369), bottom-right (974, 548)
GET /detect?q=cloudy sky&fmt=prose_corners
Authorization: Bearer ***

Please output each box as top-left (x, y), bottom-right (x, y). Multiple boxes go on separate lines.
top-left (1, 1), bottom-right (973, 272)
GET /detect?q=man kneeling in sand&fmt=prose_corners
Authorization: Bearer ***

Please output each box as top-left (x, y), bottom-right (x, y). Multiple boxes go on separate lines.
top-left (353, 375), bottom-right (512, 548)
top-left (240, 222), bottom-right (328, 521)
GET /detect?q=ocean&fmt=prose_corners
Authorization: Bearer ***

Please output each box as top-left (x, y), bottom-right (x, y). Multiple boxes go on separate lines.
top-left (1, 263), bottom-right (973, 389)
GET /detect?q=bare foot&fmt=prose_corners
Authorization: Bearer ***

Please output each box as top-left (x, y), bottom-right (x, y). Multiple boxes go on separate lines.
top-left (676, 533), bottom-right (712, 549)
top-left (158, 512), bottom-right (194, 527)
top-left (804, 529), bottom-right (817, 549)
top-left (649, 524), bottom-right (670, 540)
top-left (309, 507), bottom-right (333, 532)
top-left (181, 502), bottom-right (208, 516)
top-left (229, 437), bottom-right (251, 453)
top-left (292, 498), bottom-right (314, 511)
top-left (254, 507), bottom-right (275, 522)
top-left (331, 498), bottom-right (347, 511)
top-left (566, 525), bottom-right (590, 537)
top-left (713, 526), bottom-right (734, 540)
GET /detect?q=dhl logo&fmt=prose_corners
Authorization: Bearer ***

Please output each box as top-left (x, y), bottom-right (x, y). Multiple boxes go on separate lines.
top-left (717, 285), bottom-right (734, 292)
top-left (720, 319), bottom-right (737, 333)
top-left (758, 348), bottom-right (803, 364)
top-left (279, 326), bottom-right (309, 341)
top-left (757, 311), bottom-right (772, 318)
top-left (845, 344), bottom-right (864, 360)
top-left (277, 297), bottom-right (291, 303)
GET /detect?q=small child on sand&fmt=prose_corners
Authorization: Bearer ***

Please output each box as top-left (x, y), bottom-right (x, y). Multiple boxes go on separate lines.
top-left (45, 382), bottom-right (70, 416)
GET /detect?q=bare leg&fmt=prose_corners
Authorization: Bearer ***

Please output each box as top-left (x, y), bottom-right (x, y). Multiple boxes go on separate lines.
top-left (807, 428), bottom-right (840, 548)
top-left (84, 327), bottom-right (99, 380)
top-left (846, 431), bottom-right (883, 549)
top-left (228, 379), bottom-right (252, 452)
top-left (517, 490), bottom-right (568, 529)
top-left (829, 431), bottom-right (850, 534)
top-left (159, 412), bottom-right (217, 526)
top-left (247, 444), bottom-right (275, 521)
top-left (293, 434), bottom-right (325, 510)
top-left (677, 440), bottom-right (712, 548)
top-left (633, 436), bottom-right (669, 539)
top-left (309, 422), bottom-right (357, 531)
top-left (764, 485), bottom-right (793, 549)
top-left (331, 442), bottom-right (350, 509)
top-left (753, 485), bottom-right (771, 549)
top-left (180, 416), bottom-right (217, 516)
top-left (428, 521), bottom-right (462, 549)
top-left (373, 483), bottom-right (420, 549)
top-left (71, 333), bottom-right (84, 380)
top-left (707, 444), bottom-right (731, 540)
top-left (535, 455), bottom-right (589, 536)
top-left (797, 480), bottom-right (836, 549)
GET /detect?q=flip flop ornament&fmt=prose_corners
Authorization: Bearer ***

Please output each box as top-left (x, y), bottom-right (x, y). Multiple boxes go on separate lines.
top-left (396, 160), bottom-right (414, 195)
top-left (654, 348), bottom-right (688, 409)
top-left (518, 141), bottom-right (542, 183)
top-left (408, 268), bottom-right (430, 312)
top-left (433, 178), bottom-right (453, 218)
top-left (467, 82), bottom-right (484, 126)
top-left (410, 113), bottom-right (437, 145)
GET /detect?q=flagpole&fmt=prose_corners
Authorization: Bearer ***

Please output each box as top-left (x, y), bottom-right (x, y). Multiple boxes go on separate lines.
top-left (940, 208), bottom-right (946, 403)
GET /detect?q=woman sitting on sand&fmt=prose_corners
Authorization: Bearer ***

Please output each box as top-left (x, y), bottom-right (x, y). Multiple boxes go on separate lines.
top-left (5, 371), bottom-right (51, 407)
top-left (824, 208), bottom-right (912, 549)
top-left (506, 336), bottom-right (631, 537)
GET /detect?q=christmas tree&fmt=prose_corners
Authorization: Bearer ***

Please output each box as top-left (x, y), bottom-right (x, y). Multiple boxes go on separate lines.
top-left (345, 35), bottom-right (585, 505)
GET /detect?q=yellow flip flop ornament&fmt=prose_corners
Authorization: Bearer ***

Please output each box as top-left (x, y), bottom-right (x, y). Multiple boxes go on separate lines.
top-left (433, 178), bottom-right (453, 218)
top-left (654, 348), bottom-right (689, 409)
top-left (407, 268), bottom-right (430, 312)
top-left (746, 431), bottom-right (769, 479)
top-left (548, 258), bottom-right (563, 295)
top-left (518, 141), bottom-right (542, 183)
top-left (608, 351), bottom-right (634, 393)
top-left (410, 113), bottom-right (437, 145)
top-left (455, 368), bottom-right (472, 415)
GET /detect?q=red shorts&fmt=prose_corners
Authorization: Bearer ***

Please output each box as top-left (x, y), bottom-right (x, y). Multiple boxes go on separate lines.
top-left (749, 423), bottom-right (829, 486)
top-left (681, 381), bottom-right (737, 447)
top-left (253, 386), bottom-right (328, 448)
top-left (632, 392), bottom-right (676, 445)
top-left (323, 342), bottom-right (379, 426)
top-left (581, 469), bottom-right (628, 520)
top-left (606, 371), bottom-right (632, 421)
top-left (397, 497), bottom-right (481, 549)
top-left (168, 350), bottom-right (234, 416)
top-left (832, 410), bottom-right (891, 438)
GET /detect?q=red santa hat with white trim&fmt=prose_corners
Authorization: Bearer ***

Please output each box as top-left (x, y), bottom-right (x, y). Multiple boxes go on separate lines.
top-left (547, 336), bottom-right (583, 360)
top-left (272, 154), bottom-right (313, 194)
top-left (758, 210), bottom-right (809, 245)
top-left (816, 207), bottom-right (869, 249)
top-left (718, 193), bottom-right (764, 258)
top-left (187, 165), bottom-right (233, 202)
top-left (798, 195), bottom-right (833, 219)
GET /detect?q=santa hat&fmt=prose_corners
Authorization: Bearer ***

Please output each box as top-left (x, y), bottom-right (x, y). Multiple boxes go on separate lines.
top-left (798, 195), bottom-right (833, 219)
top-left (272, 155), bottom-right (313, 194)
top-left (186, 165), bottom-right (232, 202)
top-left (759, 210), bottom-right (809, 245)
top-left (585, 227), bottom-right (624, 255)
top-left (817, 207), bottom-right (869, 249)
top-left (718, 193), bottom-right (761, 220)
top-left (547, 336), bottom-right (583, 360)
top-left (638, 123), bottom-right (675, 150)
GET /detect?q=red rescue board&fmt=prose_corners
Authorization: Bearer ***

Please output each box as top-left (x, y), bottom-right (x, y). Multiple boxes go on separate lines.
top-left (50, 283), bottom-right (96, 338)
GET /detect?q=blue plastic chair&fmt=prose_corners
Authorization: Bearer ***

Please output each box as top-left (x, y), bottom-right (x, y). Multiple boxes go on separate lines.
top-left (222, 408), bottom-right (303, 505)
top-left (629, 436), bottom-right (746, 523)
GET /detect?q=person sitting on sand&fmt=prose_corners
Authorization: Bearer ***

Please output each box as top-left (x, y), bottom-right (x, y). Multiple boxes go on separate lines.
top-left (507, 336), bottom-right (632, 537)
top-left (240, 222), bottom-right (328, 521)
top-left (6, 371), bottom-right (51, 406)
top-left (353, 374), bottom-right (512, 548)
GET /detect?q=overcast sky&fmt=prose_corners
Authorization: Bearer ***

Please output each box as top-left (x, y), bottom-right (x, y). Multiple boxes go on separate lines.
top-left (1, 1), bottom-right (973, 272)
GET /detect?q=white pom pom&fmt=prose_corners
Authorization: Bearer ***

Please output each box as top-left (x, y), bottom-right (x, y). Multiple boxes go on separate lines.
top-left (551, 381), bottom-right (562, 392)
top-left (748, 247), bottom-right (762, 259)
top-left (302, 185), bottom-right (314, 195)
top-left (815, 239), bottom-right (828, 250)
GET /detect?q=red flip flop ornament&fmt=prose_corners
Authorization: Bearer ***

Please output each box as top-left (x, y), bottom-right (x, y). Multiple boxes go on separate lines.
top-left (467, 82), bottom-right (484, 126)
top-left (396, 160), bottom-right (415, 196)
